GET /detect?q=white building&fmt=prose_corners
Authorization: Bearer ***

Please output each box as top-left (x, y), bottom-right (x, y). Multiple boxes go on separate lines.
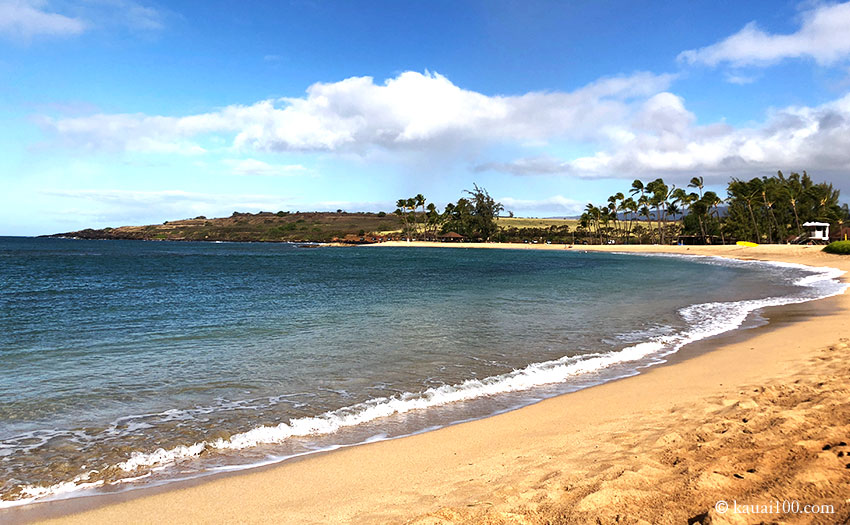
top-left (802, 222), bottom-right (830, 241)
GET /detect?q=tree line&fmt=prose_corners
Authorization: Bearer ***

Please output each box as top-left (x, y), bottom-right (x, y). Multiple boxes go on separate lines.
top-left (395, 184), bottom-right (504, 241)
top-left (395, 172), bottom-right (848, 244)
top-left (579, 171), bottom-right (848, 244)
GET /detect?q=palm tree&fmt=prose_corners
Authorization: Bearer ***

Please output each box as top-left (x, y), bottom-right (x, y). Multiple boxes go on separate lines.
top-left (425, 202), bottom-right (439, 237)
top-left (760, 178), bottom-right (783, 243)
top-left (807, 182), bottom-right (840, 221)
top-left (688, 176), bottom-right (704, 198)
top-left (647, 179), bottom-right (663, 243)
top-left (646, 178), bottom-right (675, 244)
top-left (395, 198), bottom-right (413, 239)
top-left (781, 172), bottom-right (804, 235)
top-left (584, 203), bottom-right (603, 244)
top-left (405, 197), bottom-right (417, 238)
top-left (637, 197), bottom-right (651, 244)
top-left (614, 192), bottom-right (625, 242)
top-left (623, 196), bottom-right (638, 244)
top-left (704, 191), bottom-right (726, 244)
top-left (728, 179), bottom-right (762, 242)
top-left (607, 192), bottom-right (624, 243)
top-left (629, 179), bottom-right (645, 198)
top-left (673, 188), bottom-right (702, 241)
top-left (666, 201), bottom-right (681, 241)
top-left (629, 181), bottom-right (650, 238)
top-left (578, 213), bottom-right (590, 243)
top-left (414, 194), bottom-right (426, 238)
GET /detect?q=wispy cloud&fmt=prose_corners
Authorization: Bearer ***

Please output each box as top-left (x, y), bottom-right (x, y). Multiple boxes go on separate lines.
top-left (85, 0), bottom-right (166, 31)
top-left (724, 72), bottom-right (758, 85)
top-left (678, 2), bottom-right (850, 67)
top-left (313, 199), bottom-right (396, 212)
top-left (35, 111), bottom-right (209, 154)
top-left (40, 189), bottom-right (397, 226)
top-left (0, 0), bottom-right (166, 41)
top-left (0, 0), bottom-right (86, 39)
top-left (223, 158), bottom-right (307, 176)
top-left (41, 189), bottom-right (293, 225)
top-left (476, 156), bottom-right (572, 176)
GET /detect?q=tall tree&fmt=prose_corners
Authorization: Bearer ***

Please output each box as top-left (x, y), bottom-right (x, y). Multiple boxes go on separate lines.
top-left (623, 196), bottom-right (638, 244)
top-left (630, 180), bottom-right (651, 243)
top-left (688, 176), bottom-right (704, 198)
top-left (673, 188), bottom-right (701, 240)
top-left (727, 179), bottom-right (762, 242)
top-left (464, 184), bottom-right (504, 241)
top-left (607, 192), bottom-right (625, 243)
top-left (780, 171), bottom-right (804, 235)
top-left (646, 178), bottom-right (674, 244)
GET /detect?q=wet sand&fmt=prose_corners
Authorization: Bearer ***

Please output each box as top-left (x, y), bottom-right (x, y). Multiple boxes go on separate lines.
top-left (8, 244), bottom-right (850, 524)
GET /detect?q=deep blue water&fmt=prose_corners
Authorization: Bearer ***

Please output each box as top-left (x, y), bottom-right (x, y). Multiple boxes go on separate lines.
top-left (0, 237), bottom-right (842, 505)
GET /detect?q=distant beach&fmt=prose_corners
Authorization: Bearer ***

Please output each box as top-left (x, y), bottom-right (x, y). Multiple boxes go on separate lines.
top-left (3, 243), bottom-right (847, 524)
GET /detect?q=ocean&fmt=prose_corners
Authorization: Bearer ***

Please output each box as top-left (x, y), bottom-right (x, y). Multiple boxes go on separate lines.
top-left (0, 237), bottom-right (845, 507)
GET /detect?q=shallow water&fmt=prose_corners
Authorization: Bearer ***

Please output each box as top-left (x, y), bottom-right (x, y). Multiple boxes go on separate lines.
top-left (0, 238), bottom-right (844, 505)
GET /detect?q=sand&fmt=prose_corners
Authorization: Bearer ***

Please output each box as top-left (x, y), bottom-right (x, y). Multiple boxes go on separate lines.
top-left (9, 244), bottom-right (850, 525)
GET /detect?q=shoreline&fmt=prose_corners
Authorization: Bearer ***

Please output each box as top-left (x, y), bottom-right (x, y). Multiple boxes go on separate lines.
top-left (6, 243), bottom-right (850, 524)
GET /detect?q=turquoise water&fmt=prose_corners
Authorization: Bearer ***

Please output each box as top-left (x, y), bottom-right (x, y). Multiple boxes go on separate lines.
top-left (0, 237), bottom-right (844, 505)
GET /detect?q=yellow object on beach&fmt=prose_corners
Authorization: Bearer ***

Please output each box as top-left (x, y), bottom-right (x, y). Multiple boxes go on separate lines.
top-left (736, 241), bottom-right (759, 247)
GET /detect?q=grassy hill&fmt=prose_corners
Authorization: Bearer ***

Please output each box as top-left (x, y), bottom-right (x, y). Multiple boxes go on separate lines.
top-left (50, 211), bottom-right (405, 243)
top-left (496, 217), bottom-right (580, 230)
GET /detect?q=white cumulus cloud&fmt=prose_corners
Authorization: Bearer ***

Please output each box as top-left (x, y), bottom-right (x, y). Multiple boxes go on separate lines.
top-left (36, 70), bottom-right (850, 182)
top-left (38, 70), bottom-right (676, 155)
top-left (480, 91), bottom-right (850, 179)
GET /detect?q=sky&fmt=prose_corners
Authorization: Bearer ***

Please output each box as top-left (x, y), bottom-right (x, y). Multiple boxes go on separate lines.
top-left (3, 0), bottom-right (850, 235)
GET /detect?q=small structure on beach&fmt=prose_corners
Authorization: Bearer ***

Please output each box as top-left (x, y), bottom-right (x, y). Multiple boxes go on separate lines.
top-left (802, 222), bottom-right (830, 242)
top-left (438, 232), bottom-right (466, 242)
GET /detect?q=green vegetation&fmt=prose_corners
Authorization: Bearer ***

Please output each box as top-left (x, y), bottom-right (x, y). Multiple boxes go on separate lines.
top-left (824, 241), bottom-right (850, 255)
top-left (579, 177), bottom-right (707, 244)
top-left (725, 171), bottom-right (846, 243)
top-left (578, 172), bottom-right (848, 245)
top-left (394, 185), bottom-right (504, 241)
top-left (443, 184), bottom-right (504, 241)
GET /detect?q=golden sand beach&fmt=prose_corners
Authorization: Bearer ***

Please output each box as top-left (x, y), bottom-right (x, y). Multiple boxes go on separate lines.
top-left (14, 244), bottom-right (850, 525)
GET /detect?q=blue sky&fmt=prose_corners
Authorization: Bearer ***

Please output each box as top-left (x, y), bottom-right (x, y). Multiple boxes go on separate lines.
top-left (3, 0), bottom-right (850, 235)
